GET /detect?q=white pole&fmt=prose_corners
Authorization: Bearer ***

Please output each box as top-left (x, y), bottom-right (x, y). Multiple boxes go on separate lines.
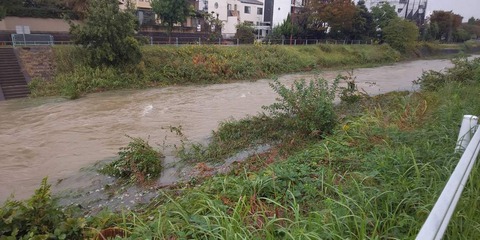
top-left (455, 115), bottom-right (478, 153)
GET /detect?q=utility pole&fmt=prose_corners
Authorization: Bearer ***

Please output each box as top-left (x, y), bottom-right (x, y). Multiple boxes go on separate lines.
top-left (405, 0), bottom-right (410, 19)
top-left (290, 0), bottom-right (295, 45)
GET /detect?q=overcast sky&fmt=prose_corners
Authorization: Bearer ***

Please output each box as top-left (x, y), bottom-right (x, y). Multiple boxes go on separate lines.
top-left (427, 0), bottom-right (480, 20)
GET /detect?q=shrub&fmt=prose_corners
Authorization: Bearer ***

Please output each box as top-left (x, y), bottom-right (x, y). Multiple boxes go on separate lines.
top-left (179, 76), bottom-right (339, 163)
top-left (0, 6), bottom-right (6, 20)
top-left (70, 0), bottom-right (141, 67)
top-left (0, 178), bottom-right (86, 239)
top-left (101, 136), bottom-right (164, 184)
top-left (235, 22), bottom-right (255, 44)
top-left (263, 77), bottom-right (338, 137)
top-left (383, 18), bottom-right (419, 53)
top-left (414, 57), bottom-right (480, 91)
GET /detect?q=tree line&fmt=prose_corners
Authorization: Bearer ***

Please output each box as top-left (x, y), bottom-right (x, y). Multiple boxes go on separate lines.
top-left (266, 0), bottom-right (479, 43)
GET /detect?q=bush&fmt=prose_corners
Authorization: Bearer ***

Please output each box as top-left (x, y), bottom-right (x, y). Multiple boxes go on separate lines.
top-left (235, 22), bottom-right (255, 44)
top-left (414, 57), bottom-right (480, 91)
top-left (101, 136), bottom-right (164, 184)
top-left (180, 76), bottom-right (339, 163)
top-left (70, 0), bottom-right (141, 67)
top-left (0, 6), bottom-right (6, 20)
top-left (263, 77), bottom-right (338, 137)
top-left (0, 178), bottom-right (85, 239)
top-left (383, 18), bottom-right (419, 53)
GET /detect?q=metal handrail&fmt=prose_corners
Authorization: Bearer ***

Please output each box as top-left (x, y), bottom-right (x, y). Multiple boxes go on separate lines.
top-left (416, 115), bottom-right (480, 240)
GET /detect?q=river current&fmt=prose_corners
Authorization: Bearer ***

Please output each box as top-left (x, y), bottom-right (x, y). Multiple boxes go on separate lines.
top-left (0, 58), bottom-right (466, 202)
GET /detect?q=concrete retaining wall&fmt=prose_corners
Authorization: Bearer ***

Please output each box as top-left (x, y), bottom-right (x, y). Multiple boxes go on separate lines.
top-left (17, 47), bottom-right (55, 80)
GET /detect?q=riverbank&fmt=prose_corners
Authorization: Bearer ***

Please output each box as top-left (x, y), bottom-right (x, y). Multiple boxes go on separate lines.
top-left (0, 57), bottom-right (461, 204)
top-left (2, 56), bottom-right (480, 238)
top-left (26, 41), bottom-right (480, 100)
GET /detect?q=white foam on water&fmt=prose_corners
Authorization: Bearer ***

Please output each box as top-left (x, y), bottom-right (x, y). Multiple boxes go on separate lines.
top-left (142, 104), bottom-right (153, 116)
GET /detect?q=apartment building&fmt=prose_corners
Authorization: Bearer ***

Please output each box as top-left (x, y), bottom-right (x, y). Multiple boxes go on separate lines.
top-left (119, 0), bottom-right (199, 27)
top-left (363, 0), bottom-right (428, 25)
top-left (204, 0), bottom-right (267, 38)
top-left (120, 0), bottom-right (289, 39)
top-left (264, 0), bottom-right (306, 28)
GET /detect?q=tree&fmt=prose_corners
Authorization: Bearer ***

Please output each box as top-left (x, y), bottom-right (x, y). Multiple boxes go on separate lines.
top-left (468, 17), bottom-right (476, 25)
top-left (459, 22), bottom-right (480, 40)
top-left (371, 2), bottom-right (398, 40)
top-left (0, 0), bottom-right (22, 18)
top-left (308, 0), bottom-right (357, 39)
top-left (429, 11), bottom-right (463, 42)
top-left (151, 0), bottom-right (190, 36)
top-left (453, 28), bottom-right (471, 42)
top-left (61, 0), bottom-right (89, 19)
top-left (277, 15), bottom-right (300, 38)
top-left (202, 11), bottom-right (223, 39)
top-left (267, 14), bottom-right (307, 43)
top-left (423, 22), bottom-right (440, 41)
top-left (70, 0), bottom-right (141, 66)
top-left (235, 22), bottom-right (254, 44)
top-left (350, 0), bottom-right (375, 40)
top-left (0, 0), bottom-right (23, 9)
top-left (383, 18), bottom-right (419, 53)
top-left (0, 6), bottom-right (5, 20)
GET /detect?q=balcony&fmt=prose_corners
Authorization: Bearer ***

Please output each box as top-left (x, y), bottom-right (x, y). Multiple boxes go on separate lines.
top-left (227, 10), bottom-right (239, 17)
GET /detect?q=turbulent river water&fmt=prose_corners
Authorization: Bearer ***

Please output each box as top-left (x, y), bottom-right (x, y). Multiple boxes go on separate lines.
top-left (0, 58), bottom-right (468, 203)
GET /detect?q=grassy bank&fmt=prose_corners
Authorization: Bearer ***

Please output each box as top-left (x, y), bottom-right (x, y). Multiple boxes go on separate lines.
top-left (29, 44), bottom-right (400, 99)
top-left (5, 56), bottom-right (480, 239)
top-left (29, 41), bottom-right (480, 100)
top-left (115, 58), bottom-right (480, 239)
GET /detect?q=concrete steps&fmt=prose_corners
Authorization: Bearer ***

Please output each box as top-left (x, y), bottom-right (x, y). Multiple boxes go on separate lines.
top-left (0, 48), bottom-right (30, 100)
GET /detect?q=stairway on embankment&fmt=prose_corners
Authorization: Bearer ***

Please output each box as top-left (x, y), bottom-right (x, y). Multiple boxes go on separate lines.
top-left (0, 48), bottom-right (30, 100)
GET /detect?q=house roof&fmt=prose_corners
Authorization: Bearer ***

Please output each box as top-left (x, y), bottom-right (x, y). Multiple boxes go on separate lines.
top-left (240, 0), bottom-right (263, 6)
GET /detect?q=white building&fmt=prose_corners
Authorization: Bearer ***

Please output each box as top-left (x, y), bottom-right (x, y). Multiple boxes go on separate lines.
top-left (205, 0), bottom-right (266, 38)
top-left (264, 0), bottom-right (307, 28)
top-left (269, 0), bottom-right (290, 28)
top-left (363, 0), bottom-right (428, 25)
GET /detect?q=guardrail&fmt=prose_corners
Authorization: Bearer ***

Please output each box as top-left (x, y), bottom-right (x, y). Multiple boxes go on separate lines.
top-left (416, 115), bottom-right (480, 240)
top-left (11, 34), bottom-right (54, 47)
top-left (0, 38), bottom-right (376, 47)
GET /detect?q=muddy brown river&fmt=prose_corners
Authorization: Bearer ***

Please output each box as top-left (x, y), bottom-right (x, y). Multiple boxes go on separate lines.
top-left (0, 58), bottom-right (469, 202)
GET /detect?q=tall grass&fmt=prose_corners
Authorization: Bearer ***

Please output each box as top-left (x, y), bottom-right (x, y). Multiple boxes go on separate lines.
top-left (86, 58), bottom-right (480, 239)
top-left (29, 44), bottom-right (400, 99)
top-left (9, 57), bottom-right (480, 238)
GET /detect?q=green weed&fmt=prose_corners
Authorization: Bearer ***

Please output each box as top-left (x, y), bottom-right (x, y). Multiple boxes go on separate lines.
top-left (107, 58), bottom-right (480, 238)
top-left (0, 178), bottom-right (86, 239)
top-left (100, 136), bottom-right (164, 184)
top-left (30, 44), bottom-right (400, 98)
top-left (414, 57), bottom-right (480, 91)
top-left (180, 76), bottom-right (338, 163)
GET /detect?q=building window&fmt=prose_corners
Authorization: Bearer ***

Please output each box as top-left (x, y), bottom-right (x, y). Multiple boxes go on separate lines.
top-left (257, 7), bottom-right (263, 15)
top-left (227, 4), bottom-right (231, 10)
top-left (244, 6), bottom-right (251, 14)
top-left (214, 2), bottom-right (218, 9)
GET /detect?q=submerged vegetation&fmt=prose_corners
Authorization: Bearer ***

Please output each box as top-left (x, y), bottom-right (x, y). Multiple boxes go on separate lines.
top-left (6, 56), bottom-right (480, 238)
top-left (100, 136), bottom-right (164, 184)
